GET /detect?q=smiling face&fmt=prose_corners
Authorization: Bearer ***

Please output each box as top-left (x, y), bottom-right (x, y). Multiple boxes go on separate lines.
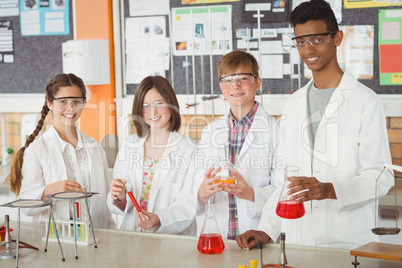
top-left (294, 20), bottom-right (342, 75)
top-left (47, 85), bottom-right (84, 132)
top-left (142, 88), bottom-right (172, 133)
top-left (219, 66), bottom-right (261, 119)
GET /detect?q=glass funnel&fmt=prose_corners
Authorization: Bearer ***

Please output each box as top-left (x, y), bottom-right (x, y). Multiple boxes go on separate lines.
top-left (197, 203), bottom-right (225, 254)
top-left (276, 166), bottom-right (305, 219)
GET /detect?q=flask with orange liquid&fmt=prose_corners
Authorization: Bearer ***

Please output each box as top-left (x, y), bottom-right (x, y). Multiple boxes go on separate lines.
top-left (197, 203), bottom-right (225, 254)
top-left (214, 144), bottom-right (236, 187)
top-left (276, 166), bottom-right (305, 219)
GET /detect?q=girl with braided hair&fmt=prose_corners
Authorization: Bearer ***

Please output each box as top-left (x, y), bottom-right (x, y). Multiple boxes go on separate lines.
top-left (6, 73), bottom-right (115, 229)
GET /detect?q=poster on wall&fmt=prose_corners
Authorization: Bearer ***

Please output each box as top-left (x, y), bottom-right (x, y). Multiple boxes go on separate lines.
top-left (0, 20), bottom-right (14, 63)
top-left (378, 9), bottom-right (402, 85)
top-left (129, 0), bottom-right (169, 16)
top-left (238, 28), bottom-right (298, 80)
top-left (344, 0), bottom-right (402, 9)
top-left (0, 0), bottom-right (19, 16)
top-left (19, 0), bottom-right (70, 36)
top-left (125, 16), bottom-right (169, 84)
top-left (242, 0), bottom-right (290, 23)
top-left (304, 25), bottom-right (374, 80)
top-left (172, 5), bottom-right (233, 56)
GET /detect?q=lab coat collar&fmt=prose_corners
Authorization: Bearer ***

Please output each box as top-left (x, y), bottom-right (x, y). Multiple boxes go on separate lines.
top-left (135, 131), bottom-right (181, 152)
top-left (210, 105), bottom-right (271, 160)
top-left (296, 70), bottom-right (355, 159)
top-left (46, 126), bottom-right (83, 153)
top-left (317, 70), bottom-right (360, 127)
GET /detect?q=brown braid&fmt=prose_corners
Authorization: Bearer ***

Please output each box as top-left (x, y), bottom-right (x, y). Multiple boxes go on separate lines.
top-left (5, 102), bottom-right (50, 195)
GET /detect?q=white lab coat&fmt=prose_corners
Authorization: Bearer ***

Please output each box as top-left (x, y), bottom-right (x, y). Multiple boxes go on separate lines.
top-left (194, 105), bottom-right (279, 238)
top-left (19, 126), bottom-right (115, 229)
top-left (258, 70), bottom-right (394, 249)
top-left (107, 131), bottom-right (197, 235)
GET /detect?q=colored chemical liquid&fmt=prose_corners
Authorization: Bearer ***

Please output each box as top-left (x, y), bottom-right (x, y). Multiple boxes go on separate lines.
top-left (213, 176), bottom-right (236, 188)
top-left (276, 200), bottom-right (305, 219)
top-left (127, 191), bottom-right (142, 213)
top-left (197, 233), bottom-right (225, 254)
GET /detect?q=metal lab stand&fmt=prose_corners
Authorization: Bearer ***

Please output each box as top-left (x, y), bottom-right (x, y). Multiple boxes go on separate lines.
top-left (0, 199), bottom-right (65, 268)
top-left (44, 191), bottom-right (98, 259)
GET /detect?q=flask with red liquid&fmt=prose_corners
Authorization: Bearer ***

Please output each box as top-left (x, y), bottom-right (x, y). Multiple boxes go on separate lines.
top-left (276, 166), bottom-right (305, 219)
top-left (197, 203), bottom-right (225, 254)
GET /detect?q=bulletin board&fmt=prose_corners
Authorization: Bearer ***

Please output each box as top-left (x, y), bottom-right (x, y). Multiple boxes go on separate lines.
top-left (0, 0), bottom-right (73, 94)
top-left (123, 0), bottom-right (401, 94)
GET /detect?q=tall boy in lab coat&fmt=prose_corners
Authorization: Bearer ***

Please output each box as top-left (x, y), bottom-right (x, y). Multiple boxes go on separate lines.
top-left (236, 0), bottom-right (394, 249)
top-left (195, 50), bottom-right (279, 239)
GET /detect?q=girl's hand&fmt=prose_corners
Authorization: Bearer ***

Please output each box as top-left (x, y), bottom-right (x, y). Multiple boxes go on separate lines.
top-left (110, 179), bottom-right (127, 201)
top-left (136, 210), bottom-right (160, 230)
top-left (198, 167), bottom-right (223, 205)
top-left (43, 181), bottom-right (83, 199)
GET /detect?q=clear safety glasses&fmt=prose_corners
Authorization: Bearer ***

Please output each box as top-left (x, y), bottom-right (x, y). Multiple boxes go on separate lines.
top-left (219, 73), bottom-right (257, 89)
top-left (53, 97), bottom-right (86, 109)
top-left (291, 32), bottom-right (337, 49)
top-left (142, 101), bottom-right (169, 112)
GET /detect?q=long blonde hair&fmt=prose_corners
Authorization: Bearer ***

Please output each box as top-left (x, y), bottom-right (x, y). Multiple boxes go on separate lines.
top-left (5, 73), bottom-right (86, 195)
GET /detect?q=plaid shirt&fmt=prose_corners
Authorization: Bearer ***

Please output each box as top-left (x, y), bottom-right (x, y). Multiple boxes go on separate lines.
top-left (227, 102), bottom-right (259, 239)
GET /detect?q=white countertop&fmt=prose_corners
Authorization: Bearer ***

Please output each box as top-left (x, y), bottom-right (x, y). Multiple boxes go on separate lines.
top-left (0, 222), bottom-right (401, 268)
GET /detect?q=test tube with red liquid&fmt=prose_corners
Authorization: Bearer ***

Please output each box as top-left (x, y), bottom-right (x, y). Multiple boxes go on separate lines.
top-left (127, 191), bottom-right (142, 213)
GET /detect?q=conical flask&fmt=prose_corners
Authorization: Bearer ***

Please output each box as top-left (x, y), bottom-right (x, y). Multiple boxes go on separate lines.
top-left (276, 165), bottom-right (305, 219)
top-left (197, 203), bottom-right (225, 254)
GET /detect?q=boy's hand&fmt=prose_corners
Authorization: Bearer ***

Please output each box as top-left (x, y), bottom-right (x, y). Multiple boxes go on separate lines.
top-left (287, 176), bottom-right (336, 202)
top-left (236, 230), bottom-right (270, 250)
top-left (198, 167), bottom-right (223, 205)
top-left (222, 167), bottom-right (254, 201)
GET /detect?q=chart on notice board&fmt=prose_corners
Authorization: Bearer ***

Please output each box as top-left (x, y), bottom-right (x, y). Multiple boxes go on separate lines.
top-left (378, 9), bottom-right (402, 85)
top-left (19, 0), bottom-right (70, 36)
top-left (171, 5), bottom-right (233, 56)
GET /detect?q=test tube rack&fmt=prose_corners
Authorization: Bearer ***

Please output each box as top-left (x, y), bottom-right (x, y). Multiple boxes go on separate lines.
top-left (41, 219), bottom-right (98, 246)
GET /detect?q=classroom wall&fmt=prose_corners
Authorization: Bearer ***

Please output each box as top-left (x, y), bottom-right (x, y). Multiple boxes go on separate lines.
top-left (74, 0), bottom-right (117, 144)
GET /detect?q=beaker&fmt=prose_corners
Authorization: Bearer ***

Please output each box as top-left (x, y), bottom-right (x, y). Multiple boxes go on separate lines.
top-left (276, 166), bottom-right (305, 219)
top-left (197, 203), bottom-right (225, 254)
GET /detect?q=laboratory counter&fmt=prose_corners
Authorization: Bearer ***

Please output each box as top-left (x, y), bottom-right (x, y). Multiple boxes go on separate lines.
top-left (0, 222), bottom-right (401, 268)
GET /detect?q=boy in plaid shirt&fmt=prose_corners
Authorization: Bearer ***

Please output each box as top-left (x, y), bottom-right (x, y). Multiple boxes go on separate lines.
top-left (195, 50), bottom-right (279, 239)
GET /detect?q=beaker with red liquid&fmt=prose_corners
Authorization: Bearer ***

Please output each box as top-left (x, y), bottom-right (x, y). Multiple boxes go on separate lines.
top-left (197, 203), bottom-right (225, 254)
top-left (276, 166), bottom-right (305, 219)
